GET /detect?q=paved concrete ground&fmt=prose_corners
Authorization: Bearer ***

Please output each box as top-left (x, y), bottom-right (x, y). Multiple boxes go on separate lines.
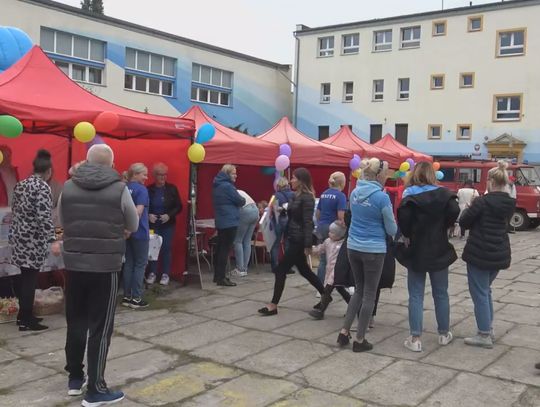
top-left (1, 230), bottom-right (540, 406)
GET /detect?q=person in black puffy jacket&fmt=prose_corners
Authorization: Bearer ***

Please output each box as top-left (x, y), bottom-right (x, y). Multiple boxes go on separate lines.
top-left (460, 161), bottom-right (515, 349)
top-left (258, 168), bottom-right (325, 316)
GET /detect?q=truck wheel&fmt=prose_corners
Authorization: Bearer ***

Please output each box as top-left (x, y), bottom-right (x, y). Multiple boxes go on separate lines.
top-left (510, 210), bottom-right (529, 231)
top-left (528, 219), bottom-right (540, 229)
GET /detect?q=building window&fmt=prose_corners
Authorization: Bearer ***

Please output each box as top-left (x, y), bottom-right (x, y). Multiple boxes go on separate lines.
top-left (433, 20), bottom-right (447, 36)
top-left (318, 125), bottom-right (330, 141)
top-left (343, 82), bottom-right (354, 102)
top-left (373, 29), bottom-right (392, 51)
top-left (41, 27), bottom-right (105, 85)
top-left (457, 124), bottom-right (472, 140)
top-left (372, 80), bottom-right (384, 101)
top-left (318, 36), bottom-right (334, 57)
top-left (431, 74), bottom-right (445, 90)
top-left (460, 72), bottom-right (475, 88)
top-left (191, 63), bottom-right (233, 106)
top-left (400, 26), bottom-right (421, 49)
top-left (494, 94), bottom-right (522, 121)
top-left (342, 33), bottom-right (359, 54)
top-left (428, 124), bottom-right (442, 140)
top-left (398, 78), bottom-right (410, 100)
top-left (468, 16), bottom-right (483, 32)
top-left (320, 83), bottom-right (331, 103)
top-left (497, 29), bottom-right (526, 57)
top-left (124, 48), bottom-right (175, 97)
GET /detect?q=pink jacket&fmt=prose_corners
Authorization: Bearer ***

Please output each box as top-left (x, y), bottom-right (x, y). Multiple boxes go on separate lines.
top-left (313, 237), bottom-right (344, 286)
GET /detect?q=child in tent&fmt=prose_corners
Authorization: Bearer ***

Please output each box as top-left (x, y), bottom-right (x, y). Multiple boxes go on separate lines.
top-left (309, 221), bottom-right (350, 320)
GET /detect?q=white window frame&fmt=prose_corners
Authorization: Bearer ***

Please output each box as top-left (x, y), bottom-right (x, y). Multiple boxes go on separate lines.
top-left (457, 124), bottom-right (472, 140)
top-left (342, 33), bottom-right (359, 54)
top-left (398, 78), bottom-right (410, 100)
top-left (373, 29), bottom-right (392, 52)
top-left (126, 48), bottom-right (176, 78)
top-left (41, 28), bottom-right (105, 63)
top-left (343, 82), bottom-right (354, 102)
top-left (372, 80), bottom-right (384, 101)
top-left (124, 73), bottom-right (174, 97)
top-left (428, 124), bottom-right (442, 140)
top-left (460, 72), bottom-right (475, 88)
top-left (190, 86), bottom-right (231, 106)
top-left (192, 63), bottom-right (233, 89)
top-left (320, 83), bottom-right (331, 103)
top-left (497, 29), bottom-right (526, 57)
top-left (53, 59), bottom-right (104, 85)
top-left (494, 94), bottom-right (522, 122)
top-left (400, 26), bottom-right (421, 49)
top-left (318, 36), bottom-right (334, 57)
top-left (431, 74), bottom-right (445, 90)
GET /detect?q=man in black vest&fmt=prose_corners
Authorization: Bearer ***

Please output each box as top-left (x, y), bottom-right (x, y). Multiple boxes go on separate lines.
top-left (59, 144), bottom-right (138, 406)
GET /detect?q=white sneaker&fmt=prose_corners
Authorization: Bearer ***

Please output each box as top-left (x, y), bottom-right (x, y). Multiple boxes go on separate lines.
top-left (347, 287), bottom-right (355, 295)
top-left (464, 334), bottom-right (493, 349)
top-left (438, 331), bottom-right (453, 346)
top-left (238, 271), bottom-right (248, 277)
top-left (404, 336), bottom-right (422, 352)
top-left (146, 273), bottom-right (156, 284)
top-left (230, 268), bottom-right (242, 276)
top-left (159, 274), bottom-right (170, 285)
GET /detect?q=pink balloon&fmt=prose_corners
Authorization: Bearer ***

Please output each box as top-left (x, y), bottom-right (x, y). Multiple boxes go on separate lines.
top-left (275, 154), bottom-right (290, 171)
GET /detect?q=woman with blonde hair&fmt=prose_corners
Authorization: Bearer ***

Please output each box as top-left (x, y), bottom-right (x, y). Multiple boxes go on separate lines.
top-left (258, 168), bottom-right (325, 315)
top-left (398, 161), bottom-right (460, 352)
top-left (123, 163), bottom-right (150, 309)
top-left (459, 161), bottom-right (515, 348)
top-left (315, 171), bottom-right (347, 284)
top-left (336, 158), bottom-right (397, 351)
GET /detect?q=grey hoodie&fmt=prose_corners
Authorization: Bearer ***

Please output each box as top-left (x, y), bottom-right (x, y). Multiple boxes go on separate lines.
top-left (59, 163), bottom-right (138, 272)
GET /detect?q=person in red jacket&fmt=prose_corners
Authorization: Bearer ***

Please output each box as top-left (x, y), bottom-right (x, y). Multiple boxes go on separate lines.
top-left (385, 179), bottom-right (405, 219)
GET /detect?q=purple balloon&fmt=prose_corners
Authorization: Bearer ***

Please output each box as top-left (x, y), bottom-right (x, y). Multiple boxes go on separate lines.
top-left (279, 143), bottom-right (292, 157)
top-left (353, 154), bottom-right (361, 162)
top-left (275, 154), bottom-right (290, 171)
top-left (406, 158), bottom-right (415, 168)
top-left (349, 157), bottom-right (360, 170)
top-left (86, 134), bottom-right (105, 149)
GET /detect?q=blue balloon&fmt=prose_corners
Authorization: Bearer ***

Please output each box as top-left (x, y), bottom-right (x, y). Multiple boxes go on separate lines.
top-left (436, 170), bottom-right (444, 181)
top-left (260, 166), bottom-right (275, 176)
top-left (196, 123), bottom-right (216, 144)
top-left (0, 27), bottom-right (33, 72)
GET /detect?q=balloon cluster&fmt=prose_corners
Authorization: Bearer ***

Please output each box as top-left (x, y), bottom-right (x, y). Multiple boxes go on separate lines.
top-left (188, 123), bottom-right (216, 163)
top-left (433, 162), bottom-right (444, 181)
top-left (0, 115), bottom-right (23, 138)
top-left (349, 154), bottom-right (362, 179)
top-left (393, 158), bottom-right (415, 179)
top-left (72, 111), bottom-right (122, 143)
top-left (265, 144), bottom-right (292, 190)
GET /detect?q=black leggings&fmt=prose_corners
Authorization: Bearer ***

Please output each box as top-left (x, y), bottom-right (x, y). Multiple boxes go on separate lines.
top-left (13, 267), bottom-right (39, 323)
top-left (214, 227), bottom-right (237, 282)
top-left (271, 240), bottom-right (324, 304)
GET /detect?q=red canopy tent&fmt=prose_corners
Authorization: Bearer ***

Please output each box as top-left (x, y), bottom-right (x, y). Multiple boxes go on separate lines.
top-left (0, 46), bottom-right (196, 279)
top-left (374, 134), bottom-right (433, 162)
top-left (323, 126), bottom-right (403, 168)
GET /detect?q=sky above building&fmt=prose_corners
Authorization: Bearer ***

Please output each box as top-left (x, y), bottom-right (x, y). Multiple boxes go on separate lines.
top-left (56, 0), bottom-right (499, 64)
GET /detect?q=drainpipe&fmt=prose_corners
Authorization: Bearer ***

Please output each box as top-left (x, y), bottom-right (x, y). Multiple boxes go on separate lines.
top-left (293, 27), bottom-right (301, 127)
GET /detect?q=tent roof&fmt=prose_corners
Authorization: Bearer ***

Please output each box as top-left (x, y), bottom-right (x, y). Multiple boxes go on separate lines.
top-left (257, 117), bottom-right (351, 166)
top-left (323, 126), bottom-right (403, 168)
top-left (374, 134), bottom-right (433, 162)
top-left (180, 105), bottom-right (277, 166)
top-left (0, 46), bottom-right (195, 140)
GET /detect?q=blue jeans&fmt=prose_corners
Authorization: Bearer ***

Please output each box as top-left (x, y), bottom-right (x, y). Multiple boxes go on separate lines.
top-left (124, 238), bottom-right (149, 299)
top-left (407, 268), bottom-right (450, 337)
top-left (149, 223), bottom-right (175, 276)
top-left (234, 204), bottom-right (259, 272)
top-left (467, 264), bottom-right (499, 334)
top-left (316, 223), bottom-right (330, 283)
top-left (271, 216), bottom-right (288, 270)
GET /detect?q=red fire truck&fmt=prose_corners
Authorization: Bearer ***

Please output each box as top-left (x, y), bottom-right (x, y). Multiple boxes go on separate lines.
top-left (438, 160), bottom-right (540, 231)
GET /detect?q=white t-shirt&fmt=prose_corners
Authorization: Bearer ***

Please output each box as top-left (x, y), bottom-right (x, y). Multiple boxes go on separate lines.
top-left (237, 190), bottom-right (255, 207)
top-left (457, 187), bottom-right (479, 211)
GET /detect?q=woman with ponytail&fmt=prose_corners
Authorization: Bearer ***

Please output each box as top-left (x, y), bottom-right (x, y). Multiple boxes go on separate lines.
top-left (459, 161), bottom-right (515, 348)
top-left (9, 149), bottom-right (59, 331)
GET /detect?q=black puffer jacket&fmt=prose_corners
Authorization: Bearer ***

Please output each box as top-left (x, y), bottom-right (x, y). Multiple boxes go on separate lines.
top-left (286, 192), bottom-right (315, 248)
top-left (460, 192), bottom-right (515, 270)
top-left (398, 187), bottom-right (460, 272)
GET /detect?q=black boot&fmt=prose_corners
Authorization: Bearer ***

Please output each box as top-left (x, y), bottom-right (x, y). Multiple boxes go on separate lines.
top-left (309, 286), bottom-right (333, 319)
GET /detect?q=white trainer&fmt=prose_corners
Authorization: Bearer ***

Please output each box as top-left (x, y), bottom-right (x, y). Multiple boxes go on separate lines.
top-left (159, 274), bottom-right (170, 285)
top-left (438, 331), bottom-right (453, 346)
top-left (404, 336), bottom-right (422, 352)
top-left (146, 273), bottom-right (156, 284)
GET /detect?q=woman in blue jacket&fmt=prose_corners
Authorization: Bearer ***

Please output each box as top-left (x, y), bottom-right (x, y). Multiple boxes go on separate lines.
top-left (212, 164), bottom-right (245, 286)
top-left (337, 158), bottom-right (397, 352)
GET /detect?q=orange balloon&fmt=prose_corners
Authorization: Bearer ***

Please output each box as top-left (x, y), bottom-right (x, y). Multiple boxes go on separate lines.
top-left (94, 111), bottom-right (120, 133)
top-left (433, 162), bottom-right (441, 171)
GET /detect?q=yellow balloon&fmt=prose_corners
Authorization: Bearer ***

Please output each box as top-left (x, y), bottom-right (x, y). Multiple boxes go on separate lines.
top-left (0, 150), bottom-right (3, 165)
top-left (399, 162), bottom-right (410, 172)
top-left (352, 168), bottom-right (362, 179)
top-left (187, 143), bottom-right (205, 163)
top-left (74, 122), bottom-right (96, 143)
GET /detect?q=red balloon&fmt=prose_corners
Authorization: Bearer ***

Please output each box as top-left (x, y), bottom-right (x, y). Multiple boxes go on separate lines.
top-left (93, 111), bottom-right (120, 132)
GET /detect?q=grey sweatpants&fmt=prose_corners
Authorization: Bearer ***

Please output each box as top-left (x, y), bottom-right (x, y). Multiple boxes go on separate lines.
top-left (342, 249), bottom-right (385, 340)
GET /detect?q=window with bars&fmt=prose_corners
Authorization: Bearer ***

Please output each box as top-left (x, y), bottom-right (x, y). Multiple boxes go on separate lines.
top-left (191, 63), bottom-right (233, 106)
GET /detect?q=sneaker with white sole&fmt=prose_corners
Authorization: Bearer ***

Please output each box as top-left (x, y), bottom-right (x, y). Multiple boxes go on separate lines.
top-left (464, 334), bottom-right (493, 349)
top-left (82, 390), bottom-right (124, 406)
top-left (490, 328), bottom-right (495, 341)
top-left (159, 274), bottom-right (170, 285)
top-left (230, 268), bottom-right (242, 276)
top-left (404, 336), bottom-right (422, 352)
top-left (121, 297), bottom-right (131, 307)
top-left (438, 331), bottom-right (453, 346)
top-left (129, 298), bottom-right (149, 309)
top-left (238, 271), bottom-right (248, 277)
top-left (146, 273), bottom-right (156, 284)
top-left (67, 376), bottom-right (87, 396)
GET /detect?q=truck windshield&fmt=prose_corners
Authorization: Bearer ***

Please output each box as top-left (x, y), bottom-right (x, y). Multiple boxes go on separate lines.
top-left (515, 167), bottom-right (540, 186)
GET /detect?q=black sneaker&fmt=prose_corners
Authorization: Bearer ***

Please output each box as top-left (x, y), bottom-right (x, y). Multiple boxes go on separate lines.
top-left (216, 278), bottom-right (237, 287)
top-left (337, 332), bottom-right (351, 347)
top-left (308, 309), bottom-right (324, 320)
top-left (535, 362), bottom-right (540, 370)
top-left (16, 316), bottom-right (43, 326)
top-left (19, 321), bottom-right (48, 331)
top-left (129, 298), bottom-right (149, 309)
top-left (352, 339), bottom-right (373, 353)
top-left (121, 297), bottom-right (132, 307)
top-left (68, 376), bottom-right (87, 396)
top-left (82, 389), bottom-right (124, 406)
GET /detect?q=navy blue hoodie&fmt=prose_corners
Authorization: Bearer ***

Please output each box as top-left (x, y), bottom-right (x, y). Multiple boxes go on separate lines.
top-left (212, 172), bottom-right (246, 229)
